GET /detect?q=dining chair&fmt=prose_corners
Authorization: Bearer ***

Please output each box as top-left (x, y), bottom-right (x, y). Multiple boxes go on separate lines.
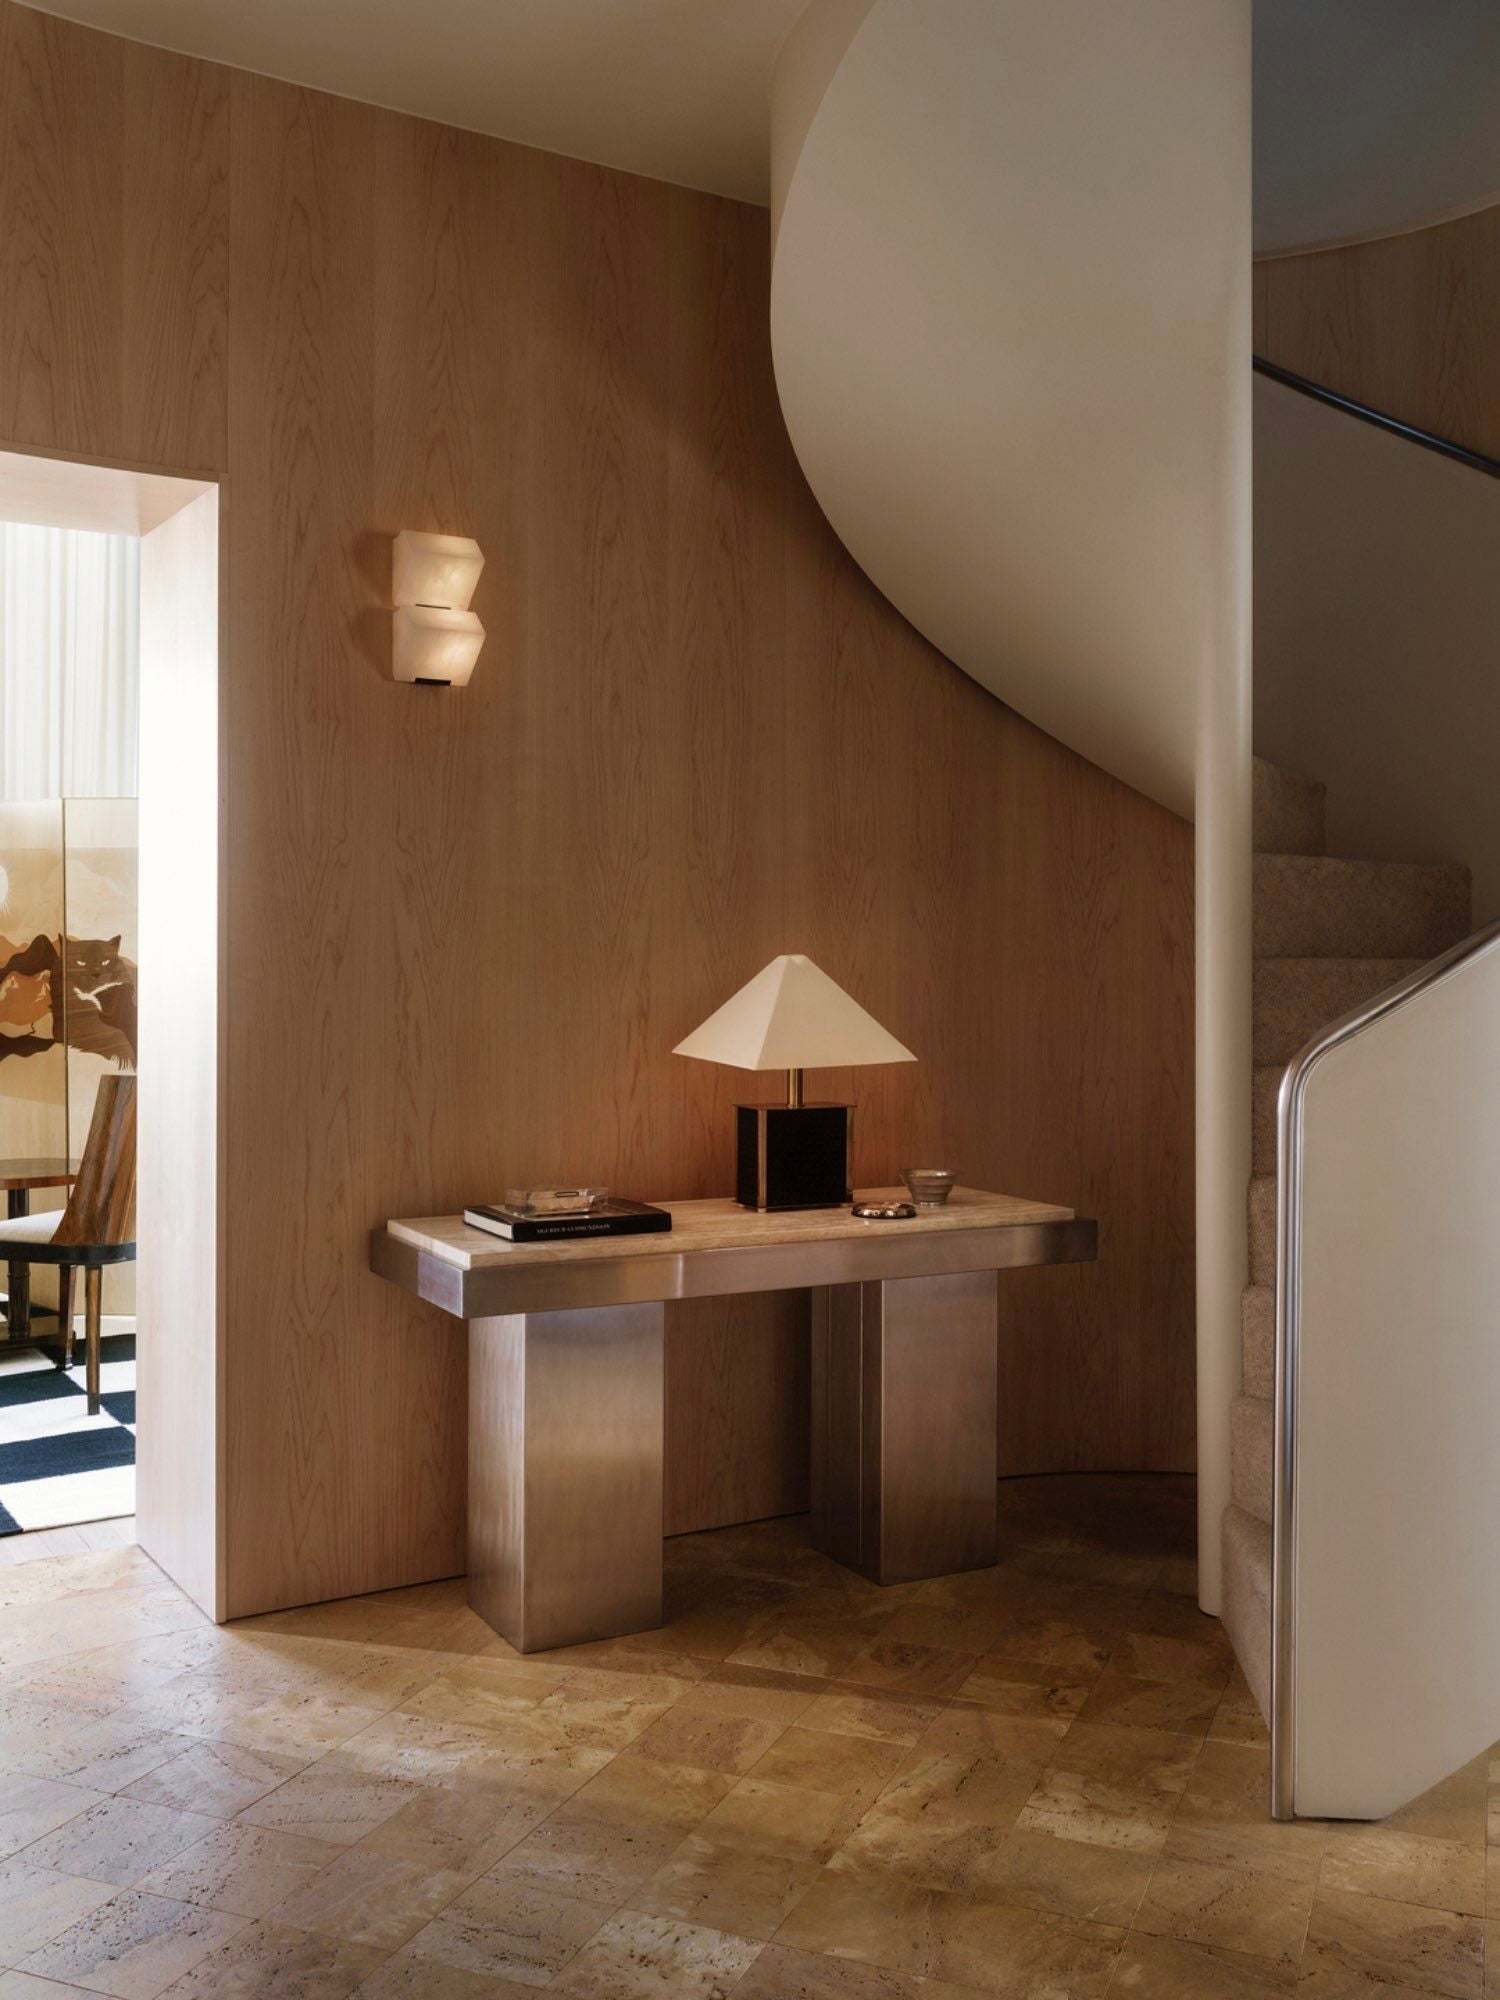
top-left (0, 1075), bottom-right (136, 1415)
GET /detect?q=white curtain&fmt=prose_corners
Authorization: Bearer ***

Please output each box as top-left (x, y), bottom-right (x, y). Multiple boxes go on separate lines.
top-left (0, 522), bottom-right (139, 801)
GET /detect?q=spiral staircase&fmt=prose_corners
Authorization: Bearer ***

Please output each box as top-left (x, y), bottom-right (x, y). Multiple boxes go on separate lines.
top-left (768, 0), bottom-right (1500, 1822)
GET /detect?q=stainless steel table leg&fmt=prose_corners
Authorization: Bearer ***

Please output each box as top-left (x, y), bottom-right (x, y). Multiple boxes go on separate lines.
top-left (468, 1301), bottom-right (664, 1654)
top-left (811, 1268), bottom-right (999, 1584)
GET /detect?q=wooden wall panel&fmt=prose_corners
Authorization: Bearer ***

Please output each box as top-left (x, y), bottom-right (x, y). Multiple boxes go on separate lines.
top-left (0, 0), bottom-right (1196, 1616)
top-left (1256, 205), bottom-right (1500, 462)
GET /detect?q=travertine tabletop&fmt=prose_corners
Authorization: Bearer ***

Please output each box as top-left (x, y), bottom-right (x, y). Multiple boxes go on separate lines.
top-left (386, 1186), bottom-right (1074, 1272)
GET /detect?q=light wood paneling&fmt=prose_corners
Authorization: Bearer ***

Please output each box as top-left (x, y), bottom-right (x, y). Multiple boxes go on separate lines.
top-left (1255, 203), bottom-right (1500, 462)
top-left (0, 0), bottom-right (1196, 1615)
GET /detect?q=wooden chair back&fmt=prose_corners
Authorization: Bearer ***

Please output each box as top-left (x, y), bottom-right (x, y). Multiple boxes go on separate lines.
top-left (52, 1074), bottom-right (137, 1248)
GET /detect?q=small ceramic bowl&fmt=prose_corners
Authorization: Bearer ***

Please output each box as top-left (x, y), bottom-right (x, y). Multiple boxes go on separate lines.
top-left (901, 1168), bottom-right (956, 1207)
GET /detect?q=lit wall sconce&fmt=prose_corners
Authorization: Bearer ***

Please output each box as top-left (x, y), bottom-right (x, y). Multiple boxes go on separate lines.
top-left (391, 529), bottom-right (485, 686)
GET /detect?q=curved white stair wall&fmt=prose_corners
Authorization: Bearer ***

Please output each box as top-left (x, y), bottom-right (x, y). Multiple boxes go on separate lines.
top-left (770, 0), bottom-right (1252, 1607)
top-left (770, 0), bottom-right (1250, 820)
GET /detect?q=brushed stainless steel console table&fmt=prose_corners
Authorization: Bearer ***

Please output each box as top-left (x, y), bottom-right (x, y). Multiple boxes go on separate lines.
top-left (372, 1188), bottom-right (1096, 1653)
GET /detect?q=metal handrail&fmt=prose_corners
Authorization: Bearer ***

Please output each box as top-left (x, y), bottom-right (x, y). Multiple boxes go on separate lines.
top-left (1270, 911), bottom-right (1500, 1819)
top-left (1256, 354), bottom-right (1500, 482)
top-left (1254, 356), bottom-right (1500, 483)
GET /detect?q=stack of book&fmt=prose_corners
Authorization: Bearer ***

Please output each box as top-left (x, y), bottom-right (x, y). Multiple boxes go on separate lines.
top-left (463, 1197), bottom-right (671, 1242)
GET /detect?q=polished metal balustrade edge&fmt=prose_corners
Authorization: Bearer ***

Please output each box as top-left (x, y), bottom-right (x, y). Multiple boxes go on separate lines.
top-left (1271, 912), bottom-right (1500, 1821)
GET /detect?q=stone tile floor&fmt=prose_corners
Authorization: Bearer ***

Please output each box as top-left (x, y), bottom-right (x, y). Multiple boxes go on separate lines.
top-left (0, 1474), bottom-right (1492, 1997)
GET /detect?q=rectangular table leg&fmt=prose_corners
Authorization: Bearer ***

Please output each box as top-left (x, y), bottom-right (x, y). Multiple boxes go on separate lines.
top-left (468, 1301), bottom-right (664, 1654)
top-left (4, 1189), bottom-right (28, 1341)
top-left (811, 1269), bottom-right (999, 1584)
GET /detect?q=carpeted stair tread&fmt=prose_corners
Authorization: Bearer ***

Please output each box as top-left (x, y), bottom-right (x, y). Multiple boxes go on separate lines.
top-left (1242, 1285), bottom-right (1273, 1400)
top-left (1253, 854), bottom-right (1470, 960)
top-left (1223, 1504), bottom-right (1272, 1720)
top-left (1253, 957), bottom-right (1422, 1066)
top-left (1253, 757), bottom-right (1326, 857)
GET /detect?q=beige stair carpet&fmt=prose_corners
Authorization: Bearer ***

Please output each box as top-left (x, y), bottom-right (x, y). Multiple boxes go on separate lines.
top-left (1222, 759), bottom-right (1472, 1718)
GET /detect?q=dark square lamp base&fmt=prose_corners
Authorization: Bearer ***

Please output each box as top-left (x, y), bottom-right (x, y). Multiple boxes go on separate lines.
top-left (736, 1103), bottom-right (850, 1211)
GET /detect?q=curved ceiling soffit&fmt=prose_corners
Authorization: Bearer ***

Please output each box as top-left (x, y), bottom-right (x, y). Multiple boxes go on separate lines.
top-left (1253, 0), bottom-right (1500, 259)
top-left (769, 0), bottom-right (1250, 818)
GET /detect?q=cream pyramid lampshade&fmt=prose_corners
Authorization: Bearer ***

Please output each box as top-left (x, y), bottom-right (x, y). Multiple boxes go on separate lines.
top-left (675, 956), bottom-right (916, 1211)
top-left (674, 954), bottom-right (915, 1081)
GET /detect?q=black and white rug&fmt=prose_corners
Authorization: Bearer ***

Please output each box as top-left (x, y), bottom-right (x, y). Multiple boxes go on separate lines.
top-left (0, 1331), bottom-right (136, 1533)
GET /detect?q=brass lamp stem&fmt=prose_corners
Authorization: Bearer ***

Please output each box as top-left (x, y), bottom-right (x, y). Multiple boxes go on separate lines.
top-left (787, 1067), bottom-right (804, 1109)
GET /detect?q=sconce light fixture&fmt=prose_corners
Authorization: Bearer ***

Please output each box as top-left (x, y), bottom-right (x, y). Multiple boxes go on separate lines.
top-left (392, 530), bottom-right (485, 686)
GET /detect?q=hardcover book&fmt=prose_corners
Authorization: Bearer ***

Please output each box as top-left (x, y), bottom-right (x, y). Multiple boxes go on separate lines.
top-left (462, 1198), bottom-right (672, 1243)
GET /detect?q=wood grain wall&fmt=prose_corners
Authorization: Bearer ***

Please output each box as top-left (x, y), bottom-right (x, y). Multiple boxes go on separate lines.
top-left (1254, 203), bottom-right (1500, 459)
top-left (0, 0), bottom-right (1195, 1615)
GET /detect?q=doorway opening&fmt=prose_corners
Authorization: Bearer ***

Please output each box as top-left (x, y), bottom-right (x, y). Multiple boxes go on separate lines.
top-left (0, 448), bottom-right (220, 1612)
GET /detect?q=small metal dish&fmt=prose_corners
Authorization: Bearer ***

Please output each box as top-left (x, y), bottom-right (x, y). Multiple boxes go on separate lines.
top-left (901, 1168), bottom-right (956, 1207)
top-left (852, 1199), bottom-right (918, 1221)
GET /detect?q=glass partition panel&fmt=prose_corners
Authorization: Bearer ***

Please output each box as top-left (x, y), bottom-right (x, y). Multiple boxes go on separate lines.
top-left (0, 800), bottom-right (66, 1166)
top-left (62, 798), bottom-right (138, 1316)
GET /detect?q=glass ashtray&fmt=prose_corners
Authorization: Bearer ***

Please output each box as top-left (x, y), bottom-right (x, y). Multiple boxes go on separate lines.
top-left (504, 1186), bottom-right (609, 1217)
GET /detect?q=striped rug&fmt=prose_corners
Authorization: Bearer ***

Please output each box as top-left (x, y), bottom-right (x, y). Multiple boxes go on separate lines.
top-left (0, 1330), bottom-right (136, 1534)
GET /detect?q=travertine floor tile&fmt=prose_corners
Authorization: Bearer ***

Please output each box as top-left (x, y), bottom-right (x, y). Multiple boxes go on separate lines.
top-left (121, 1738), bottom-right (309, 1819)
top-left (726, 1945), bottom-right (929, 1997)
top-left (1387, 1757), bottom-right (1488, 1848)
top-left (567, 1752), bottom-right (735, 1830)
top-left (334, 1711), bottom-right (583, 1793)
top-left (841, 1640), bottom-right (977, 1701)
top-left (1107, 1932), bottom-right (1296, 1996)
top-left (236, 1757), bottom-right (423, 1847)
top-left (1485, 1921), bottom-right (1500, 2000)
top-left (394, 1663), bottom-right (565, 1731)
top-left (931, 1894), bottom-right (1124, 1995)
top-left (0, 1969), bottom-right (102, 1997)
top-left (746, 1726), bottom-right (904, 1801)
top-left (912, 1703), bottom-right (1070, 1774)
top-left (10, 1476), bottom-right (1500, 2000)
top-left (694, 1777), bottom-right (862, 1864)
top-left (1133, 1853), bottom-right (1314, 1966)
top-left (1321, 1824), bottom-right (1485, 1917)
top-left (1015, 1722), bottom-right (1196, 1855)
top-left (265, 1842), bottom-right (476, 1950)
top-left (636, 1831), bottom-right (819, 1940)
top-left (346, 1951), bottom-right (537, 1996)
top-left (498, 1802), bottom-right (688, 1906)
top-left (402, 1868), bottom-right (611, 1984)
top-left (354, 1783), bottom-right (547, 1876)
top-left (1164, 1739), bottom-right (1324, 1883)
top-left (796, 1689), bottom-right (940, 1746)
top-left (973, 1822), bottom-right (1154, 1927)
top-left (0, 1856), bottom-right (119, 1960)
top-left (773, 1871), bottom-right (969, 1977)
top-left (629, 1707), bottom-right (785, 1777)
top-left (138, 1821), bottom-right (340, 1918)
top-left (679, 1664), bottom-right (824, 1728)
top-left (544, 1909), bottom-right (762, 1997)
top-left (18, 1887), bottom-right (245, 1997)
top-left (152, 1917), bottom-right (389, 1997)
top-left (1301, 1885), bottom-right (1483, 2000)
top-left (20, 1795), bottom-right (219, 1890)
top-left (9, 1715), bottom-right (185, 1795)
top-left (952, 1656), bottom-right (1094, 1723)
top-left (0, 1776), bottom-right (105, 1860)
top-left (1072, 1663), bottom-right (1221, 1739)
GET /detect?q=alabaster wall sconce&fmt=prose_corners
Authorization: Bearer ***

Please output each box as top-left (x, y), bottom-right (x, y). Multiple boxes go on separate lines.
top-left (391, 530), bottom-right (485, 686)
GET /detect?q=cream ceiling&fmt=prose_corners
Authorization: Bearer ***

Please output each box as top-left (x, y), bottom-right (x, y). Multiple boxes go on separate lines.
top-left (21, 0), bottom-right (807, 204)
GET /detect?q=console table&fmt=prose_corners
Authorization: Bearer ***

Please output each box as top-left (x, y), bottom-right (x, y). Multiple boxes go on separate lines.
top-left (372, 1188), bottom-right (1096, 1653)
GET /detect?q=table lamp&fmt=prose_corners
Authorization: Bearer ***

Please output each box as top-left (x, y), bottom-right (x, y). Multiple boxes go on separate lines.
top-left (674, 954), bottom-right (916, 1210)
